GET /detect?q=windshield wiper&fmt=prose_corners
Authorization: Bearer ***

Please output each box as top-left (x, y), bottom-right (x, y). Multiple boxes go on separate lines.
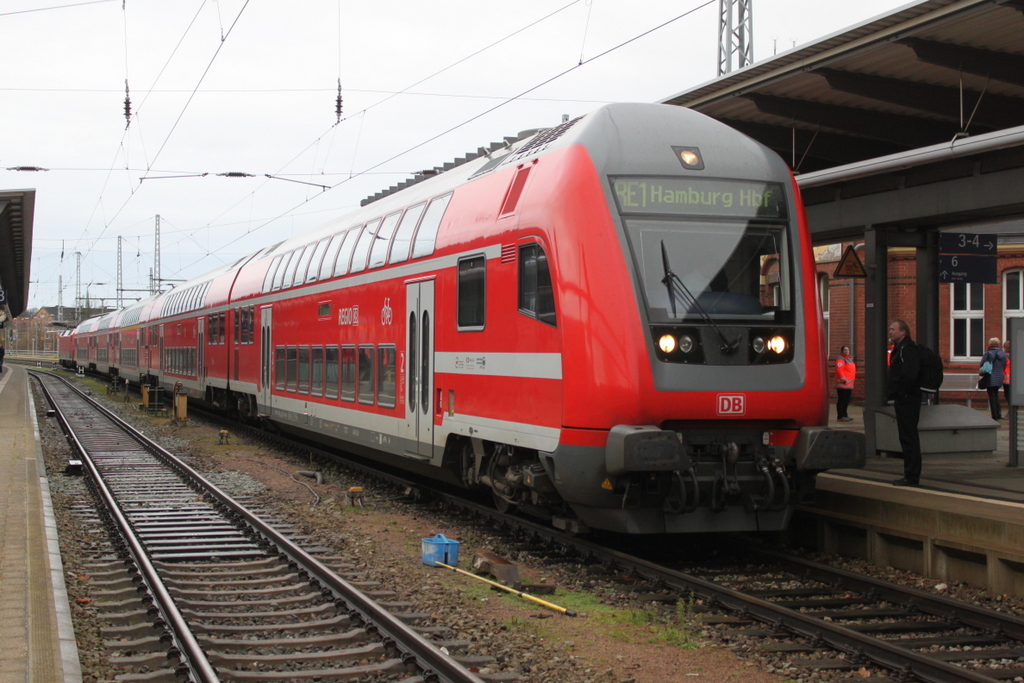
top-left (659, 240), bottom-right (741, 354)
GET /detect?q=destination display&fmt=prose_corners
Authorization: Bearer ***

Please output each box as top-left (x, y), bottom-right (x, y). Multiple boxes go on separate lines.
top-left (611, 177), bottom-right (787, 220)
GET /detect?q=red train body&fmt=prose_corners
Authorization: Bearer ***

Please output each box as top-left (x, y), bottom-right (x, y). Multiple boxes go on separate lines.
top-left (62, 103), bottom-right (864, 534)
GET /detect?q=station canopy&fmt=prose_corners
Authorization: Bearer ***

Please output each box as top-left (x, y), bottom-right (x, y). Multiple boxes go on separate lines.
top-left (0, 189), bottom-right (34, 320)
top-left (661, 0), bottom-right (1024, 239)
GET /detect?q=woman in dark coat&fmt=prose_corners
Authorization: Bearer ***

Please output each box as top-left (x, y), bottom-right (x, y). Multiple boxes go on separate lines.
top-left (982, 338), bottom-right (1008, 420)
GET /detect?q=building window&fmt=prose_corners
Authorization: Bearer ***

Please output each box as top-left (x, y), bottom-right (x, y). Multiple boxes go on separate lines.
top-left (457, 255), bottom-right (486, 330)
top-left (1005, 269), bottom-right (1024, 341)
top-left (951, 282), bottom-right (985, 359)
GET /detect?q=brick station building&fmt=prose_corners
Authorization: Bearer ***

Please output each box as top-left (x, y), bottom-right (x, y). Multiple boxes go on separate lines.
top-left (819, 235), bottom-right (1024, 409)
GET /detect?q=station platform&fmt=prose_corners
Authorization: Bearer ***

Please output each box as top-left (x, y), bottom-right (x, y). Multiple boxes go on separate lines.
top-left (822, 401), bottom-right (1024, 499)
top-left (803, 401), bottom-right (1024, 595)
top-left (0, 365), bottom-right (81, 683)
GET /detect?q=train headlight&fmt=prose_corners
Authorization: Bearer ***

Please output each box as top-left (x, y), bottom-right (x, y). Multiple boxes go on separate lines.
top-left (658, 334), bottom-right (676, 354)
top-left (752, 337), bottom-right (765, 354)
top-left (673, 146), bottom-right (705, 170)
top-left (678, 334), bottom-right (694, 353)
top-left (767, 336), bottom-right (787, 354)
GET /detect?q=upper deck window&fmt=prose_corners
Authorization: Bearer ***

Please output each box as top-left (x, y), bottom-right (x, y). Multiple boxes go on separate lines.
top-left (332, 227), bottom-right (362, 278)
top-left (318, 232), bottom-right (346, 281)
top-left (350, 219), bottom-right (381, 274)
top-left (306, 238), bottom-right (331, 284)
top-left (369, 211), bottom-right (402, 269)
top-left (389, 203), bottom-right (426, 265)
top-left (412, 193), bottom-right (453, 259)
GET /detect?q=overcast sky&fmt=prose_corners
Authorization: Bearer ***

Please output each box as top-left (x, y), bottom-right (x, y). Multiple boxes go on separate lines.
top-left (1, 0), bottom-right (912, 313)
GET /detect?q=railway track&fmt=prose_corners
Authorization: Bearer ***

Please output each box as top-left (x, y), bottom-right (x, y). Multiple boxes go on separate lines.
top-left (185, 397), bottom-right (1024, 682)
top-left (32, 370), bottom-right (485, 683)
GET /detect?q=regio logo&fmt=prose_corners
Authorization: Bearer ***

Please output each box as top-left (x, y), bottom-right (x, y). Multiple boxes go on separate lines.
top-left (717, 394), bottom-right (746, 416)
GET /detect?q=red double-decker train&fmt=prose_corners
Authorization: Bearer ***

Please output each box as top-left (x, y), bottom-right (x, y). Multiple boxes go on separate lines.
top-left (61, 103), bottom-right (863, 534)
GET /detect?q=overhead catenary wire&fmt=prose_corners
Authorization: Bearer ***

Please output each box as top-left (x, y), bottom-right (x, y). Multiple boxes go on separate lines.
top-left (176, 0), bottom-right (716, 274)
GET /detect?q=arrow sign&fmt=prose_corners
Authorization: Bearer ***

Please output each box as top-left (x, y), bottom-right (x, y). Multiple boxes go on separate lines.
top-left (938, 254), bottom-right (997, 283)
top-left (939, 232), bottom-right (997, 255)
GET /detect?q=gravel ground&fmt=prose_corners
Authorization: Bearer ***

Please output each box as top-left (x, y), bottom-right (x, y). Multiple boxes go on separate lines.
top-left (35, 374), bottom-right (1024, 682)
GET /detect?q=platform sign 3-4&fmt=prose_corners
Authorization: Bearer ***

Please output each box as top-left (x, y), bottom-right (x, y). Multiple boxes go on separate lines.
top-left (938, 232), bottom-right (997, 284)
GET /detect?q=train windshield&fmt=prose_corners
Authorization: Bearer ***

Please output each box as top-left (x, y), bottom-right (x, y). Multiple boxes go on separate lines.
top-left (611, 177), bottom-right (793, 324)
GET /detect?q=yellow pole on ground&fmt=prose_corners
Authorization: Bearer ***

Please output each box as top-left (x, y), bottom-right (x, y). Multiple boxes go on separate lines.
top-left (435, 562), bottom-right (577, 617)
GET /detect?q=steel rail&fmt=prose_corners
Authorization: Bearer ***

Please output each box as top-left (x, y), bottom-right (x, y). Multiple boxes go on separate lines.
top-left (759, 547), bottom-right (1024, 642)
top-left (34, 371), bottom-right (485, 683)
top-left (32, 372), bottom-right (219, 683)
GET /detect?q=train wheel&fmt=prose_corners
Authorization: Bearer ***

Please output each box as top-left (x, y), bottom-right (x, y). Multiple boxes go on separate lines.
top-left (492, 488), bottom-right (516, 514)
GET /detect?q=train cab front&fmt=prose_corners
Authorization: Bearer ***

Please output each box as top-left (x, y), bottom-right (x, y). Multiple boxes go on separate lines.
top-left (552, 163), bottom-right (865, 534)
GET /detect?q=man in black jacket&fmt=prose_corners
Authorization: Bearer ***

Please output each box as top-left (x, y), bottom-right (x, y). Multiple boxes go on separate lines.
top-left (887, 320), bottom-right (922, 486)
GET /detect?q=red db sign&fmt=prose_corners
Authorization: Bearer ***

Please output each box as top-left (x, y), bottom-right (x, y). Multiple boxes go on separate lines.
top-left (717, 394), bottom-right (746, 416)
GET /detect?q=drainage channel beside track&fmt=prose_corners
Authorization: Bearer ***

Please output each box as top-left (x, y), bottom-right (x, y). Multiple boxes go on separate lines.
top-left (32, 370), bottom-right (485, 683)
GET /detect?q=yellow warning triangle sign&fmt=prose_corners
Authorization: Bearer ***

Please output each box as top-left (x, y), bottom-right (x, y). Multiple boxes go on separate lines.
top-left (833, 245), bottom-right (867, 278)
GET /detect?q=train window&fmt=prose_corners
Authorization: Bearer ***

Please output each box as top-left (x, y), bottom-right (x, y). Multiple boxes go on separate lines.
top-left (286, 346), bottom-right (298, 392)
top-left (324, 346), bottom-right (339, 399)
top-left (358, 345), bottom-right (375, 405)
top-left (311, 346), bottom-right (324, 397)
top-left (275, 346), bottom-right (286, 390)
top-left (272, 250), bottom-right (295, 291)
top-left (248, 306), bottom-right (256, 344)
top-left (318, 302), bottom-right (331, 318)
top-left (332, 227), bottom-right (361, 277)
top-left (318, 232), bottom-right (345, 281)
top-left (242, 307), bottom-right (251, 344)
top-left (306, 238), bottom-right (331, 283)
top-left (412, 193), bottom-right (453, 259)
top-left (457, 255), bottom-right (486, 330)
top-left (233, 309), bottom-right (240, 345)
top-left (377, 345), bottom-right (396, 408)
top-left (298, 346), bottom-right (310, 394)
top-left (349, 219), bottom-right (381, 274)
top-left (208, 314), bottom-right (217, 344)
top-left (421, 313), bottom-right (430, 414)
top-left (340, 345), bottom-right (356, 402)
top-left (389, 203), bottom-right (426, 265)
top-left (218, 311), bottom-right (226, 344)
top-left (518, 243), bottom-right (556, 326)
top-left (369, 211), bottom-right (402, 269)
top-left (291, 243), bottom-right (316, 288)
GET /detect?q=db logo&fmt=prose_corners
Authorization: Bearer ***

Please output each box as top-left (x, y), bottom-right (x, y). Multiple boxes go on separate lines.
top-left (717, 394), bottom-right (746, 416)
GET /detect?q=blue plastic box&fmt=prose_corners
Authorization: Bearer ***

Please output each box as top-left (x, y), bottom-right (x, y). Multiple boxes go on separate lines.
top-left (421, 534), bottom-right (460, 567)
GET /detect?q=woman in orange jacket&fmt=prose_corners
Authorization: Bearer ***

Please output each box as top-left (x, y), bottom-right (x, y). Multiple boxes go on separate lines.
top-left (836, 345), bottom-right (856, 422)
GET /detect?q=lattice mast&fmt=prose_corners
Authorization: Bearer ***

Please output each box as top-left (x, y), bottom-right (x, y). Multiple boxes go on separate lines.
top-left (718, 0), bottom-right (753, 76)
top-left (153, 214), bottom-right (161, 294)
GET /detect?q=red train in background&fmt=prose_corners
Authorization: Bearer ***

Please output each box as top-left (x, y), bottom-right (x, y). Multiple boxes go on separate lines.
top-left (61, 103), bottom-right (864, 534)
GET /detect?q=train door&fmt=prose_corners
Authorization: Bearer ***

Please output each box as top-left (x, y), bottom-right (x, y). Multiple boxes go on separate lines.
top-left (260, 306), bottom-right (272, 409)
top-left (158, 325), bottom-right (164, 381)
top-left (404, 280), bottom-right (435, 459)
top-left (198, 317), bottom-right (205, 383)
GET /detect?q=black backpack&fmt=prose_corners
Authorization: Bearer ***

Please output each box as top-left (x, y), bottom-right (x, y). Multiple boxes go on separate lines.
top-left (917, 344), bottom-right (944, 393)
